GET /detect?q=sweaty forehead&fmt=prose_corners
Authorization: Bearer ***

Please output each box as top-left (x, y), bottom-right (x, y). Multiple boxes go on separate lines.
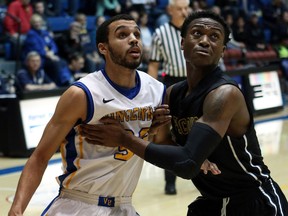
top-left (190, 18), bottom-right (224, 32)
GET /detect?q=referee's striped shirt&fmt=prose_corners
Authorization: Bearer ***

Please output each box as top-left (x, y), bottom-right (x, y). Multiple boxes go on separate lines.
top-left (150, 22), bottom-right (187, 78)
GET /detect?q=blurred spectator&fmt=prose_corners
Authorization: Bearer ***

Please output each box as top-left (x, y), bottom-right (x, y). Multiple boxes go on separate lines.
top-left (95, 0), bottom-right (121, 17)
top-left (276, 10), bottom-right (288, 81)
top-left (129, 9), bottom-right (140, 23)
top-left (77, 13), bottom-right (105, 72)
top-left (232, 15), bottom-right (249, 47)
top-left (89, 15), bottom-right (106, 49)
top-left (58, 52), bottom-right (86, 86)
top-left (261, 0), bottom-right (288, 44)
top-left (3, 0), bottom-right (33, 59)
top-left (154, 5), bottom-right (170, 27)
top-left (32, 0), bottom-right (52, 34)
top-left (210, 5), bottom-right (221, 15)
top-left (154, 0), bottom-right (192, 28)
top-left (17, 51), bottom-right (56, 91)
top-left (245, 12), bottom-right (267, 51)
top-left (275, 10), bottom-right (288, 45)
top-left (190, 0), bottom-right (202, 12)
top-left (139, 11), bottom-right (153, 70)
top-left (224, 12), bottom-right (246, 51)
top-left (96, 15), bottom-right (106, 28)
top-left (147, 0), bottom-right (168, 28)
top-left (74, 12), bottom-right (87, 33)
top-left (209, 5), bottom-right (226, 70)
top-left (22, 14), bottom-right (65, 85)
top-left (118, 0), bottom-right (133, 13)
top-left (197, 0), bottom-right (208, 10)
top-left (93, 15), bottom-right (106, 66)
top-left (56, 21), bottom-right (82, 59)
top-left (57, 17), bottom-right (103, 73)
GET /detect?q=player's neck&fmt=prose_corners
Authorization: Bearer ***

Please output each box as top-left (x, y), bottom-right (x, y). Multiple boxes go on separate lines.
top-left (104, 66), bottom-right (137, 89)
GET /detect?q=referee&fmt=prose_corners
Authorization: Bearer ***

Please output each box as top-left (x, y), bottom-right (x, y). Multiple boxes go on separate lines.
top-left (147, 0), bottom-right (190, 194)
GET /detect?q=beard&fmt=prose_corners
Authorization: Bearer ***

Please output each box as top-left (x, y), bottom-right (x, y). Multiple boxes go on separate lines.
top-left (108, 45), bottom-right (142, 69)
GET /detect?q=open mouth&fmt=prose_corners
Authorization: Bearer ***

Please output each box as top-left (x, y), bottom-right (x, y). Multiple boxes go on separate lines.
top-left (129, 48), bottom-right (141, 57)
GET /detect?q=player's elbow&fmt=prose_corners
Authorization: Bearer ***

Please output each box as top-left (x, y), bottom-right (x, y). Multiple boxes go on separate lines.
top-left (173, 159), bottom-right (200, 179)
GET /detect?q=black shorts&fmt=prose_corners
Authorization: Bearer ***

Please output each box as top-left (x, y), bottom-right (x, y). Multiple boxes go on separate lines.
top-left (187, 179), bottom-right (288, 216)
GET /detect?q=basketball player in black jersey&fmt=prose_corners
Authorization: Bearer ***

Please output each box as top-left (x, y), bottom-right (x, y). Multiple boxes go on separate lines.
top-left (81, 10), bottom-right (288, 215)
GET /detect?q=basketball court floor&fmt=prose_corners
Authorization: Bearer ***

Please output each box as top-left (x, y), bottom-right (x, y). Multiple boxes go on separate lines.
top-left (0, 107), bottom-right (288, 216)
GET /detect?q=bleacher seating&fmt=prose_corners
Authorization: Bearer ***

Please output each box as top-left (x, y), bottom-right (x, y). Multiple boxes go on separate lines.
top-left (223, 46), bottom-right (279, 72)
top-left (46, 16), bottom-right (74, 32)
top-left (46, 15), bottom-right (96, 33)
top-left (0, 0), bottom-right (285, 78)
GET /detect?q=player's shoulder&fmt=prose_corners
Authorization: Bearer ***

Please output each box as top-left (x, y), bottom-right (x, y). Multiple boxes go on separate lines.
top-left (76, 70), bottom-right (103, 84)
top-left (60, 85), bottom-right (87, 104)
top-left (138, 71), bottom-right (165, 91)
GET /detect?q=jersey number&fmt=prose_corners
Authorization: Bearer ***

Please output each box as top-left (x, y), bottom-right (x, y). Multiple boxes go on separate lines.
top-left (114, 128), bottom-right (149, 161)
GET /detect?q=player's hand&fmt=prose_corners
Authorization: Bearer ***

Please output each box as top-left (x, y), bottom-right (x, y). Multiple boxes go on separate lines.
top-left (79, 118), bottom-right (127, 147)
top-left (201, 159), bottom-right (221, 175)
top-left (149, 104), bottom-right (172, 135)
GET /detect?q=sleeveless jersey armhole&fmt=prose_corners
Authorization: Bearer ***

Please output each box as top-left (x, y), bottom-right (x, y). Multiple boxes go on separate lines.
top-left (72, 82), bottom-right (94, 123)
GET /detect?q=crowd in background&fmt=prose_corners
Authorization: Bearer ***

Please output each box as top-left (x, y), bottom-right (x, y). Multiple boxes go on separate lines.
top-left (1, 0), bottom-right (288, 94)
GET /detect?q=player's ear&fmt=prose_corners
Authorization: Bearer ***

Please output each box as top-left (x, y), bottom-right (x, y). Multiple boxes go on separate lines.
top-left (221, 45), bottom-right (226, 58)
top-left (98, 43), bottom-right (107, 55)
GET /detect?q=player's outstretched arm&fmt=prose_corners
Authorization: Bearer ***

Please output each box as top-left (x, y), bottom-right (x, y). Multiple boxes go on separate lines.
top-left (8, 86), bottom-right (87, 216)
top-left (81, 117), bottom-right (221, 177)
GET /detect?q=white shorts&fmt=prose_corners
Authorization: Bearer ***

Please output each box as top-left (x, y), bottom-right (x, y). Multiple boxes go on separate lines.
top-left (41, 189), bottom-right (139, 216)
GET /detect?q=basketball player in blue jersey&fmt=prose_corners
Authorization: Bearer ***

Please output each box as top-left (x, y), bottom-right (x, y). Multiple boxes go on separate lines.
top-left (80, 11), bottom-right (288, 215)
top-left (8, 14), bottom-right (166, 216)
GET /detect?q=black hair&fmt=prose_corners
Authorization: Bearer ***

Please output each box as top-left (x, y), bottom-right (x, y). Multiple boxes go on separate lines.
top-left (181, 10), bottom-right (231, 45)
top-left (68, 52), bottom-right (84, 64)
top-left (96, 14), bottom-right (136, 48)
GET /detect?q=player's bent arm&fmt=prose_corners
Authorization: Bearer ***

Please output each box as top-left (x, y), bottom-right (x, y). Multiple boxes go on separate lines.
top-left (8, 86), bottom-right (87, 216)
top-left (83, 118), bottom-right (220, 179)
top-left (128, 85), bottom-right (244, 179)
top-left (144, 122), bottom-right (222, 179)
top-left (122, 122), bottom-right (221, 179)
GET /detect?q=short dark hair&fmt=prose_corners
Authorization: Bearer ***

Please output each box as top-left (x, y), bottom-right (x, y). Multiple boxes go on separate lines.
top-left (181, 10), bottom-right (231, 45)
top-left (96, 14), bottom-right (136, 48)
top-left (68, 52), bottom-right (84, 64)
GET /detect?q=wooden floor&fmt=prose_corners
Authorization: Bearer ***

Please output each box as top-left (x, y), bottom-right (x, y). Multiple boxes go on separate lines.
top-left (1, 108), bottom-right (288, 216)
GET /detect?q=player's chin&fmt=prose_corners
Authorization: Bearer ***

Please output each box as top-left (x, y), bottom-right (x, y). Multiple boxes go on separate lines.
top-left (126, 60), bottom-right (142, 69)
